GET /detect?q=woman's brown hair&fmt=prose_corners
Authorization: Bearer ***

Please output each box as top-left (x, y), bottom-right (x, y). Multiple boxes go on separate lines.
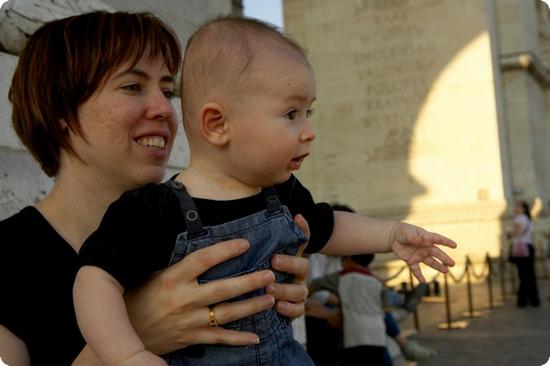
top-left (9, 11), bottom-right (182, 177)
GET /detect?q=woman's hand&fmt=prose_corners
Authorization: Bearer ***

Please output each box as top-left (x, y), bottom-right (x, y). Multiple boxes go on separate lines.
top-left (123, 215), bottom-right (312, 356)
top-left (267, 214), bottom-right (311, 319)
top-left (124, 239), bottom-right (276, 355)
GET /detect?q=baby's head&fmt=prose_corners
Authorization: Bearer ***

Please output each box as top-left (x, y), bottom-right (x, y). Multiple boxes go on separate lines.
top-left (181, 16), bottom-right (317, 187)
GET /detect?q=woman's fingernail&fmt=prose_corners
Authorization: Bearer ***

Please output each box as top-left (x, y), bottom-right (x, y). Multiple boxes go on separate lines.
top-left (238, 240), bottom-right (249, 252)
top-left (264, 295), bottom-right (275, 306)
top-left (272, 256), bottom-right (282, 268)
top-left (252, 336), bottom-right (260, 344)
top-left (266, 285), bottom-right (276, 294)
top-left (264, 271), bottom-right (275, 282)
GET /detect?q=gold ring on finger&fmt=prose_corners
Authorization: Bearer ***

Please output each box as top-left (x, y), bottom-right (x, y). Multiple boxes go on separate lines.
top-left (208, 306), bottom-right (218, 327)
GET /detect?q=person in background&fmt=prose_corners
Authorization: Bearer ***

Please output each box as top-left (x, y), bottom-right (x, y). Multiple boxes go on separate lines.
top-left (510, 200), bottom-right (540, 307)
top-left (306, 204), bottom-right (436, 365)
top-left (304, 253), bottom-right (343, 366)
top-left (310, 254), bottom-right (390, 365)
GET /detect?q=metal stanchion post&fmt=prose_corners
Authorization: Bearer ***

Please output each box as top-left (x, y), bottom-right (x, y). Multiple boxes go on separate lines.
top-left (483, 253), bottom-right (503, 309)
top-left (486, 254), bottom-right (494, 308)
top-left (408, 268), bottom-right (420, 331)
top-left (498, 254), bottom-right (506, 302)
top-left (461, 257), bottom-right (481, 318)
top-left (437, 273), bottom-right (468, 330)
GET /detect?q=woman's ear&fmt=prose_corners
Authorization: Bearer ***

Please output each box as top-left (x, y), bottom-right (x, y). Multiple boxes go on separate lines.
top-left (199, 102), bottom-right (229, 146)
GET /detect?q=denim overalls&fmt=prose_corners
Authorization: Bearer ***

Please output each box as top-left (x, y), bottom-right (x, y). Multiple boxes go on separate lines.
top-left (163, 180), bottom-right (314, 366)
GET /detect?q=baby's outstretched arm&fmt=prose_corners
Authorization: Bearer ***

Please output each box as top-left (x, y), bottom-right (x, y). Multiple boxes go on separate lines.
top-left (320, 211), bottom-right (457, 282)
top-left (73, 266), bottom-right (167, 366)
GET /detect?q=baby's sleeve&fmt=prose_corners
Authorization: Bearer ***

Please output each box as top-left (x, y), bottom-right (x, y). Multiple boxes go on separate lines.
top-left (277, 176), bottom-right (334, 254)
top-left (79, 185), bottom-right (174, 289)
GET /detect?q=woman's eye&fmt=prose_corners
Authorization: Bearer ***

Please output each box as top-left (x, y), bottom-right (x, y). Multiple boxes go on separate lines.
top-left (306, 109), bottom-right (315, 118)
top-left (286, 110), bottom-right (297, 120)
top-left (122, 83), bottom-right (142, 92)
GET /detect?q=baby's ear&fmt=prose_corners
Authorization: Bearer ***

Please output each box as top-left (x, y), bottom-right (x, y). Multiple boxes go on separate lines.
top-left (199, 102), bottom-right (229, 146)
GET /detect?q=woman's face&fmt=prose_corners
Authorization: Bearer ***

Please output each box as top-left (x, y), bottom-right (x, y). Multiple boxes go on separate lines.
top-left (68, 54), bottom-right (178, 191)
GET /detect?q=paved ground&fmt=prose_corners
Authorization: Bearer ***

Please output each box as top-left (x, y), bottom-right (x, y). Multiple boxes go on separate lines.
top-left (399, 267), bottom-right (550, 366)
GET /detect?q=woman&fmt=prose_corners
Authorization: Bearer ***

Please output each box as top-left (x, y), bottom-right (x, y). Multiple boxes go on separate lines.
top-left (0, 11), bottom-right (310, 365)
top-left (511, 200), bottom-right (540, 307)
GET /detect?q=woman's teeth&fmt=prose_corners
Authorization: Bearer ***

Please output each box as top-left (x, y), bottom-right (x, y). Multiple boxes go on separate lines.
top-left (136, 136), bottom-right (165, 149)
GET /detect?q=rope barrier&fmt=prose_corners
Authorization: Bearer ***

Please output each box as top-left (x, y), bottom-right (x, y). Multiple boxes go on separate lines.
top-left (433, 252), bottom-right (512, 331)
top-left (409, 248), bottom-right (550, 331)
top-left (369, 250), bottom-right (542, 332)
top-left (447, 263), bottom-right (468, 284)
top-left (469, 256), bottom-right (490, 280)
top-left (462, 256), bottom-right (482, 318)
top-left (381, 263), bottom-right (408, 283)
top-left (485, 253), bottom-right (495, 309)
top-left (374, 246), bottom-right (550, 332)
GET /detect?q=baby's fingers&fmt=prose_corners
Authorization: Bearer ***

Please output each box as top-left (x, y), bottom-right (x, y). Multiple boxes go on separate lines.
top-left (423, 256), bottom-right (449, 274)
top-left (424, 232), bottom-right (457, 249)
top-left (431, 245), bottom-right (455, 267)
top-left (409, 263), bottom-right (427, 283)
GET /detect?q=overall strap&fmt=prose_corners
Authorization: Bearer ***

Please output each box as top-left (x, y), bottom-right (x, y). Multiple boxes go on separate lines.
top-left (263, 186), bottom-right (282, 215)
top-left (164, 180), bottom-right (206, 239)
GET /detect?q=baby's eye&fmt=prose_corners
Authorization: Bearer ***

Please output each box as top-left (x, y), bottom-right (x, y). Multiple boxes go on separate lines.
top-left (306, 109), bottom-right (315, 118)
top-left (286, 110), bottom-right (297, 121)
top-left (121, 83), bottom-right (142, 92)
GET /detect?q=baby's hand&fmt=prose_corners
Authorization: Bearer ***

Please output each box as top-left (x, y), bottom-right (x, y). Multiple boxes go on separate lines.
top-left (389, 222), bottom-right (457, 282)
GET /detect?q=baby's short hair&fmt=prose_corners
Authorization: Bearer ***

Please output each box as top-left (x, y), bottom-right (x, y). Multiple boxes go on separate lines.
top-left (181, 15), bottom-right (308, 131)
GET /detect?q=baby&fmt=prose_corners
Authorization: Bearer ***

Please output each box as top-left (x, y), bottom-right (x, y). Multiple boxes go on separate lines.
top-left (74, 15), bottom-right (456, 366)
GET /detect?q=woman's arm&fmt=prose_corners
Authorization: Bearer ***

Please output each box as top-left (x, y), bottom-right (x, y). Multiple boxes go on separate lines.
top-left (0, 325), bottom-right (30, 366)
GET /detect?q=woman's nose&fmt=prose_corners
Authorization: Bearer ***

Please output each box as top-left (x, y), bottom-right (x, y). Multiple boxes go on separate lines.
top-left (147, 90), bottom-right (175, 120)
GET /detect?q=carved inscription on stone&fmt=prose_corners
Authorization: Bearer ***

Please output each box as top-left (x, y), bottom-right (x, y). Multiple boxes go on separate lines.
top-left (349, 2), bottom-right (444, 164)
